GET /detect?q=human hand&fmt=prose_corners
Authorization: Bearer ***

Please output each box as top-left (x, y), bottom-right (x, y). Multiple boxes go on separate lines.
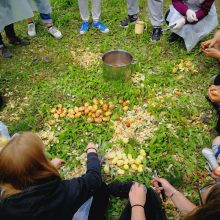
top-left (86, 142), bottom-right (98, 154)
top-left (211, 167), bottom-right (220, 179)
top-left (201, 39), bottom-right (215, 49)
top-left (129, 182), bottom-right (147, 206)
top-left (173, 17), bottom-right (185, 30)
top-left (51, 158), bottom-right (65, 169)
top-left (186, 9), bottom-right (198, 23)
top-left (202, 32), bottom-right (220, 49)
top-left (152, 178), bottom-right (176, 197)
top-left (202, 48), bottom-right (220, 60)
top-left (208, 85), bottom-right (220, 103)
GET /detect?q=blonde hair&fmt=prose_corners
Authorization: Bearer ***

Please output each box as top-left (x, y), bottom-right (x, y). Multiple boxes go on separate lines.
top-left (0, 132), bottom-right (60, 197)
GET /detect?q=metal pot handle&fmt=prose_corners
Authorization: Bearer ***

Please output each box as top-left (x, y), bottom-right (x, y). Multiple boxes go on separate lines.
top-left (132, 59), bottom-right (137, 65)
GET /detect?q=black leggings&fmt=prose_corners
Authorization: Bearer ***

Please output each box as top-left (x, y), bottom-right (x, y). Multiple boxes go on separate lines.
top-left (0, 23), bottom-right (16, 45)
top-left (88, 183), bottom-right (110, 220)
top-left (214, 74), bottom-right (220, 86)
top-left (119, 188), bottom-right (166, 220)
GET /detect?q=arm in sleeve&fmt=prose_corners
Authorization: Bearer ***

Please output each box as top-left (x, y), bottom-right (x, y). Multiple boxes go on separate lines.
top-left (64, 152), bottom-right (102, 208)
top-left (195, 0), bottom-right (215, 21)
top-left (172, 0), bottom-right (189, 16)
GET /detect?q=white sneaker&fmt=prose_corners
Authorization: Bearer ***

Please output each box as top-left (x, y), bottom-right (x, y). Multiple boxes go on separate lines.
top-left (48, 26), bottom-right (63, 39)
top-left (202, 148), bottom-right (219, 169)
top-left (27, 23), bottom-right (36, 37)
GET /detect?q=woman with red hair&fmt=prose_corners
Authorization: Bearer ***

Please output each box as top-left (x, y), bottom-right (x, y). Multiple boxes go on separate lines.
top-left (0, 132), bottom-right (108, 220)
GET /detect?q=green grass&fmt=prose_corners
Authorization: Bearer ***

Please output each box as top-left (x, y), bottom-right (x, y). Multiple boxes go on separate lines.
top-left (0, 0), bottom-right (220, 219)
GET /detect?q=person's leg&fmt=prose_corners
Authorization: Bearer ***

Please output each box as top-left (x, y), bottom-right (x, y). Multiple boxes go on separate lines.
top-left (119, 203), bottom-right (131, 220)
top-left (4, 24), bottom-right (16, 40)
top-left (88, 183), bottom-right (110, 220)
top-left (91, 0), bottom-right (101, 23)
top-left (127, 0), bottom-right (139, 16)
top-left (78, 0), bottom-right (90, 22)
top-left (0, 33), bottom-right (4, 47)
top-left (147, 0), bottom-right (163, 41)
top-left (121, 0), bottom-right (139, 27)
top-left (214, 74), bottom-right (220, 86)
top-left (0, 94), bottom-right (3, 108)
top-left (0, 32), bottom-right (13, 58)
top-left (78, 0), bottom-right (90, 34)
top-left (91, 0), bottom-right (109, 33)
top-left (27, 17), bottom-right (36, 37)
top-left (40, 13), bottom-right (62, 39)
top-left (5, 24), bottom-right (29, 46)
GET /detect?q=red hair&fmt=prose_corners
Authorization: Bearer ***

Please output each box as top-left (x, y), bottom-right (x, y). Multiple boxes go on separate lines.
top-left (0, 132), bottom-right (60, 197)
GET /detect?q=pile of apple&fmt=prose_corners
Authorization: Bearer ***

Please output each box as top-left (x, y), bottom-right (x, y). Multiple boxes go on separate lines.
top-left (172, 60), bottom-right (198, 74)
top-left (103, 148), bottom-right (146, 176)
top-left (49, 98), bottom-right (130, 126)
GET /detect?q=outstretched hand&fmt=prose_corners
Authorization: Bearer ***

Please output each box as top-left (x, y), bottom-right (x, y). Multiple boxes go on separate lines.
top-left (86, 142), bottom-right (98, 153)
top-left (152, 177), bottom-right (176, 197)
top-left (51, 158), bottom-right (65, 169)
top-left (129, 182), bottom-right (147, 206)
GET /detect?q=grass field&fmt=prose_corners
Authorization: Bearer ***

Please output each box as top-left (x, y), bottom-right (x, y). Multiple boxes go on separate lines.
top-left (0, 0), bottom-right (220, 219)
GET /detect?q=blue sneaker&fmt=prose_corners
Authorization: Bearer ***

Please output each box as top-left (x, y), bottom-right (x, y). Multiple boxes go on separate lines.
top-left (92, 21), bottom-right (109, 33)
top-left (80, 21), bottom-right (89, 35)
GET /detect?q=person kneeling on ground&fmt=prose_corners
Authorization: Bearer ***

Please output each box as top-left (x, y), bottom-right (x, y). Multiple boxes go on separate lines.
top-left (201, 32), bottom-right (220, 132)
top-left (108, 181), bottom-right (166, 220)
top-left (166, 0), bottom-right (218, 51)
top-left (0, 132), bottom-right (109, 220)
top-left (152, 177), bottom-right (220, 219)
top-left (109, 176), bottom-right (220, 220)
top-left (201, 31), bottom-right (220, 61)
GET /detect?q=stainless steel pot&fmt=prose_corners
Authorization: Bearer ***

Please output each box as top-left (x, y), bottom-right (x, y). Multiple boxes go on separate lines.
top-left (100, 50), bottom-right (136, 81)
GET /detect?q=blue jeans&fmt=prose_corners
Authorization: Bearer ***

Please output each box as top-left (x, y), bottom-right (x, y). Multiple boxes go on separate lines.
top-left (40, 13), bottom-right (52, 24)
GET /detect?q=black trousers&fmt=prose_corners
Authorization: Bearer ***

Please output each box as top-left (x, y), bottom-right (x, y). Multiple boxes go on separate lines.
top-left (213, 74), bottom-right (220, 133)
top-left (119, 188), bottom-right (166, 220)
top-left (214, 74), bottom-right (220, 86)
top-left (87, 183), bottom-right (166, 220)
top-left (88, 183), bottom-right (110, 220)
top-left (0, 23), bottom-right (16, 45)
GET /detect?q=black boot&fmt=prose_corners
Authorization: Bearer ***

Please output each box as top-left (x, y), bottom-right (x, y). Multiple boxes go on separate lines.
top-left (121, 14), bottom-right (139, 28)
top-left (8, 36), bottom-right (29, 46)
top-left (151, 26), bottom-right (162, 41)
top-left (168, 32), bottom-right (181, 43)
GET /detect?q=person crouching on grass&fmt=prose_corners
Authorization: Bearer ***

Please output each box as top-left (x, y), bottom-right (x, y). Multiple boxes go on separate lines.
top-left (201, 31), bottom-right (220, 132)
top-left (166, 0), bottom-right (218, 51)
top-left (78, 0), bottom-right (109, 35)
top-left (0, 132), bottom-right (109, 220)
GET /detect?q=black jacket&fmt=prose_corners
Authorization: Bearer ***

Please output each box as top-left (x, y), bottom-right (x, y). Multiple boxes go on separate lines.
top-left (0, 152), bottom-right (101, 220)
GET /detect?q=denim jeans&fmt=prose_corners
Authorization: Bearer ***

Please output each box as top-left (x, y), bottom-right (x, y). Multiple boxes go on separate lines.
top-left (40, 13), bottom-right (52, 24)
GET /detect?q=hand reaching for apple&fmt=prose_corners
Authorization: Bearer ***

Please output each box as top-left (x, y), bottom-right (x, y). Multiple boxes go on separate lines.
top-left (86, 142), bottom-right (98, 154)
top-left (51, 158), bottom-right (65, 169)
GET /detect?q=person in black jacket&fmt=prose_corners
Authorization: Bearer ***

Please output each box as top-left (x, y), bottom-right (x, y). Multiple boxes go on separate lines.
top-left (0, 132), bottom-right (109, 220)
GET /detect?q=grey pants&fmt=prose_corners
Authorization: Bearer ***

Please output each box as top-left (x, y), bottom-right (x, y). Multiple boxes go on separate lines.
top-left (78, 0), bottom-right (101, 22)
top-left (126, 0), bottom-right (163, 26)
